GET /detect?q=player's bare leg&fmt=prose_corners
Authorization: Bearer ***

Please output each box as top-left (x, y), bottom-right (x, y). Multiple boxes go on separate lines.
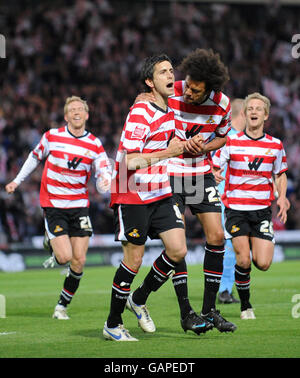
top-left (196, 212), bottom-right (224, 246)
top-left (250, 237), bottom-right (274, 271)
top-left (51, 235), bottom-right (73, 265)
top-left (232, 236), bottom-right (255, 319)
top-left (52, 236), bottom-right (89, 319)
top-left (159, 227), bottom-right (187, 263)
top-left (122, 242), bottom-right (145, 272)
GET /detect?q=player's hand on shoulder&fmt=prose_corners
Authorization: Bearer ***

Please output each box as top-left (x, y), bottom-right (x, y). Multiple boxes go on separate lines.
top-left (134, 92), bottom-right (156, 104)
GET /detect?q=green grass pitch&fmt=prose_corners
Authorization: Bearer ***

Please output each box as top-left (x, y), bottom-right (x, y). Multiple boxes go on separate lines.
top-left (0, 260), bottom-right (300, 359)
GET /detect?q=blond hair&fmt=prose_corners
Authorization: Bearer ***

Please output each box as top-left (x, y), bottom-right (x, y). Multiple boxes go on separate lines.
top-left (64, 96), bottom-right (89, 114)
top-left (244, 92), bottom-right (270, 115)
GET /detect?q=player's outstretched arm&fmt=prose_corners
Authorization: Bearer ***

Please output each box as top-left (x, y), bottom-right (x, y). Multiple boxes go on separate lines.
top-left (5, 152), bottom-right (40, 194)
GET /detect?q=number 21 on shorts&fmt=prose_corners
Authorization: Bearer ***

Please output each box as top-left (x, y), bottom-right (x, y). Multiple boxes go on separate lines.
top-left (79, 216), bottom-right (92, 230)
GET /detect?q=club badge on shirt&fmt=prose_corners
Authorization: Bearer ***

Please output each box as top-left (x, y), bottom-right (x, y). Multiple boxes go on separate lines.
top-left (132, 126), bottom-right (146, 139)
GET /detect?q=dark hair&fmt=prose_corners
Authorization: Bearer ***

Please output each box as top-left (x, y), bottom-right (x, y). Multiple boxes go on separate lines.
top-left (140, 54), bottom-right (172, 92)
top-left (177, 48), bottom-right (229, 93)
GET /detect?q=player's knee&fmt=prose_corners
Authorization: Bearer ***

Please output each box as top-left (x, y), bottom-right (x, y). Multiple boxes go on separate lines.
top-left (56, 257), bottom-right (69, 265)
top-left (259, 264), bottom-right (270, 271)
top-left (78, 255), bottom-right (87, 268)
top-left (123, 247), bottom-right (143, 271)
top-left (55, 252), bottom-right (72, 265)
top-left (70, 255), bottom-right (86, 271)
top-left (254, 260), bottom-right (271, 271)
top-left (206, 229), bottom-right (224, 245)
top-left (236, 256), bottom-right (251, 270)
top-left (179, 246), bottom-right (188, 261)
top-left (129, 255), bottom-right (143, 271)
top-left (167, 245), bottom-right (187, 263)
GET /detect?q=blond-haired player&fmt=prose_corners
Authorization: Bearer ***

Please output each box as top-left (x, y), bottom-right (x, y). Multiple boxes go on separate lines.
top-left (6, 96), bottom-right (111, 319)
top-left (213, 92), bottom-right (289, 319)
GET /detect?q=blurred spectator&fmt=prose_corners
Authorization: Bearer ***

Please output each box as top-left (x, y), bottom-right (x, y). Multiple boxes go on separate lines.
top-left (0, 0), bottom-right (299, 242)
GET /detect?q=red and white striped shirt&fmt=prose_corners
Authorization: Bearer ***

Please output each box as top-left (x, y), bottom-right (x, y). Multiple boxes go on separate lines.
top-left (213, 131), bottom-right (288, 211)
top-left (32, 126), bottom-right (111, 208)
top-left (167, 80), bottom-right (231, 176)
top-left (110, 102), bottom-right (175, 206)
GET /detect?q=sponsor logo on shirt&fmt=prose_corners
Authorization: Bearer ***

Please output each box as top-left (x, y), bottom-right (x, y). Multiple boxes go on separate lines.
top-left (206, 116), bottom-right (215, 124)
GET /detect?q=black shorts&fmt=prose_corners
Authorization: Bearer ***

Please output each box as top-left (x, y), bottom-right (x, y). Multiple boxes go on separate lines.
top-left (44, 207), bottom-right (93, 239)
top-left (114, 197), bottom-right (184, 245)
top-left (224, 207), bottom-right (274, 242)
top-left (170, 173), bottom-right (222, 215)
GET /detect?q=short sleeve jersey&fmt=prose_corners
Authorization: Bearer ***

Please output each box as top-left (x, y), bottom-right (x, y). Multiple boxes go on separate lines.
top-left (110, 102), bottom-right (175, 206)
top-left (33, 125), bottom-right (111, 208)
top-left (213, 131), bottom-right (288, 211)
top-left (167, 80), bottom-right (231, 177)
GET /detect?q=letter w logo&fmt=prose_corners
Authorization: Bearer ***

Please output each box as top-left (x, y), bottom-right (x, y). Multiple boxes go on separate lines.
top-left (68, 157), bottom-right (83, 169)
top-left (248, 157), bottom-right (264, 171)
top-left (186, 125), bottom-right (204, 139)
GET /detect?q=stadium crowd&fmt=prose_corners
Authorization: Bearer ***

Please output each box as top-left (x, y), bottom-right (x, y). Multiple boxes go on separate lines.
top-left (0, 0), bottom-right (299, 245)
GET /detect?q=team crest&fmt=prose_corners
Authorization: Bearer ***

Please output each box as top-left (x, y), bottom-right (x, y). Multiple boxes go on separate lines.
top-left (132, 126), bottom-right (146, 139)
top-left (129, 229), bottom-right (140, 238)
top-left (206, 116), bottom-right (215, 124)
top-left (54, 225), bottom-right (63, 233)
top-left (231, 225), bottom-right (240, 233)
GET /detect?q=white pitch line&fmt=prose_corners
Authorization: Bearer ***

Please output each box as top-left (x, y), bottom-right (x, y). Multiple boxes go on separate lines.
top-left (2, 289), bottom-right (110, 298)
top-left (0, 332), bottom-right (17, 336)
